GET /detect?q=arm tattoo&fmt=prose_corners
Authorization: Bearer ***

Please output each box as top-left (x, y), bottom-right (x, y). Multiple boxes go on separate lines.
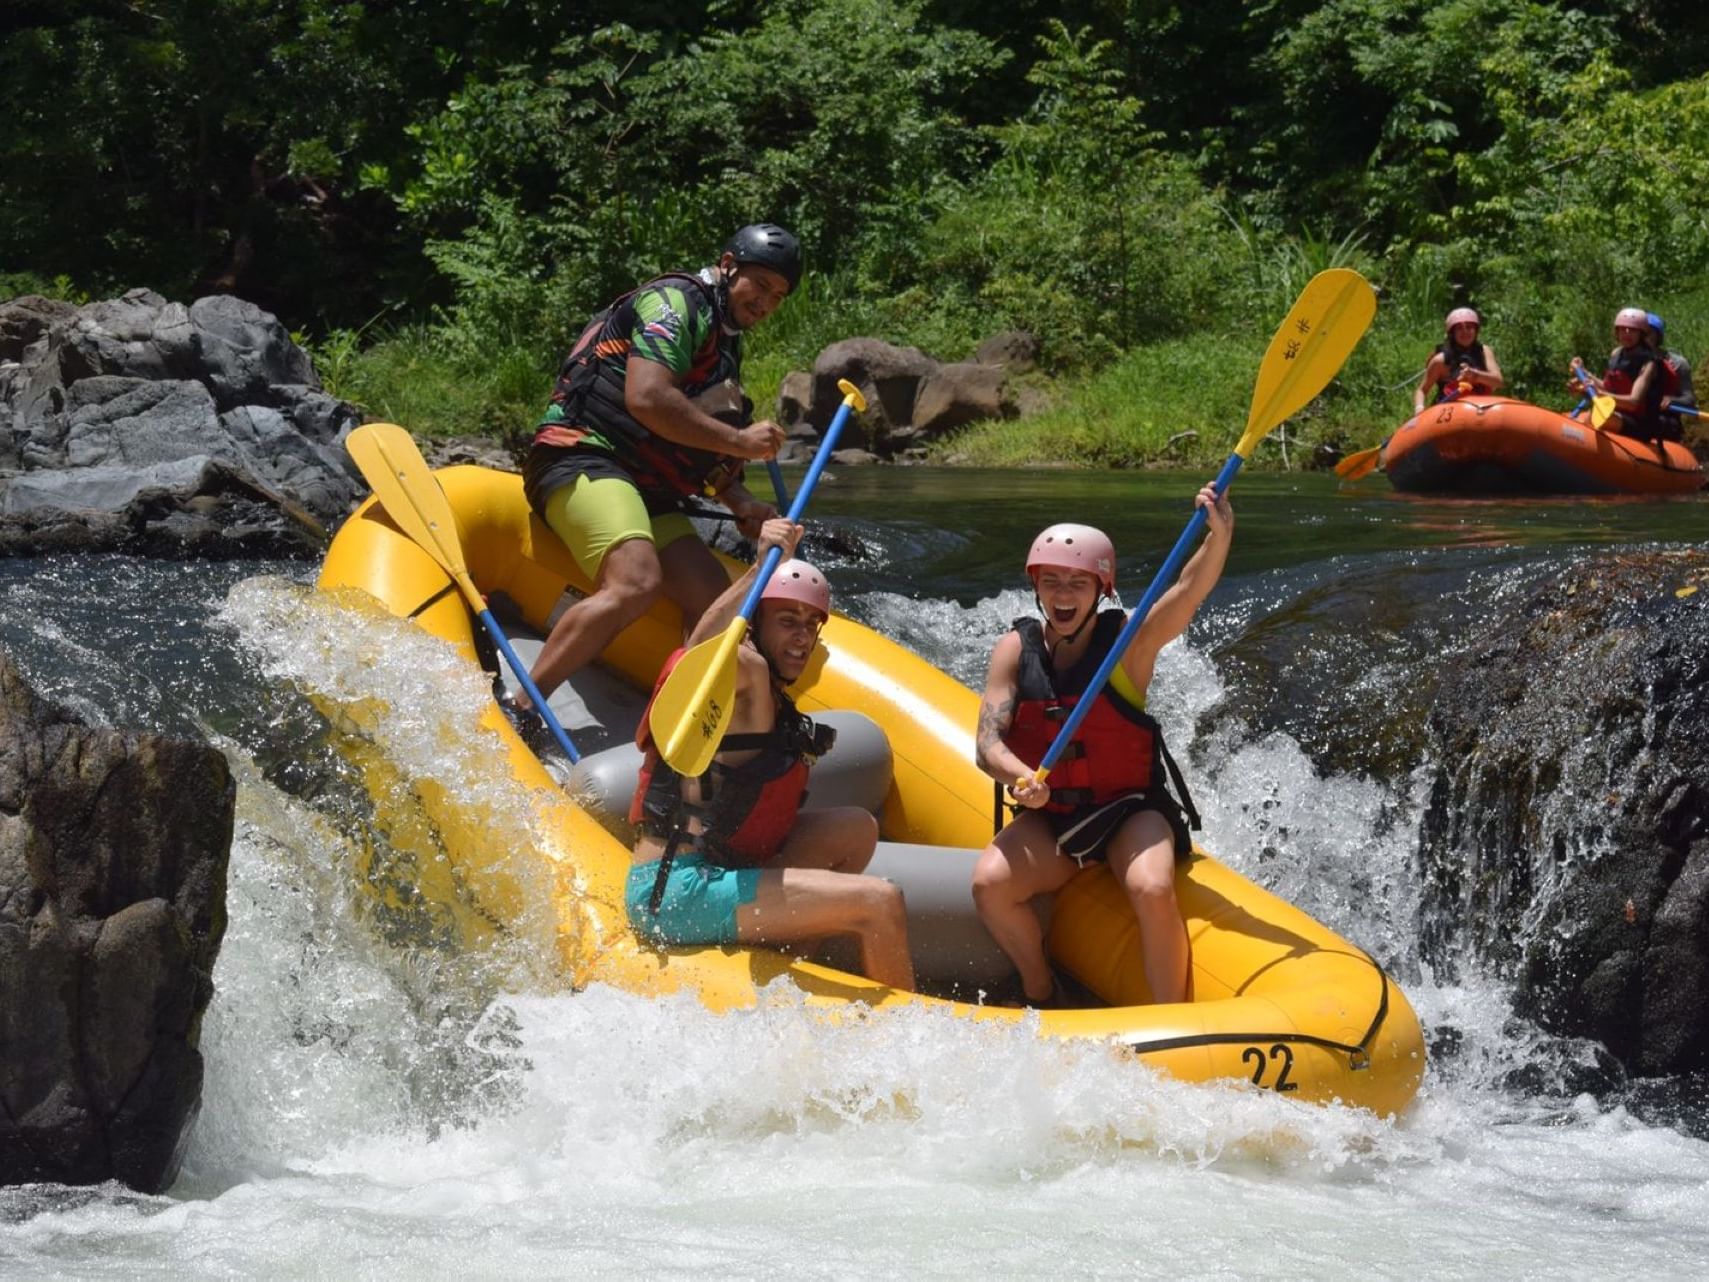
top-left (975, 692), bottom-right (1017, 770)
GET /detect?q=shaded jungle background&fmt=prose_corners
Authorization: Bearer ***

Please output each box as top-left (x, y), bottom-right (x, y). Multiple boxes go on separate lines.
top-left (3, 0), bottom-right (1706, 464)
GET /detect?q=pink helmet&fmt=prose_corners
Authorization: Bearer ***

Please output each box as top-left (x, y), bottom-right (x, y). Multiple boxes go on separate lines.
top-left (1615, 306), bottom-right (1650, 330)
top-left (1445, 307), bottom-right (1480, 332)
top-left (1026, 523), bottom-right (1116, 596)
top-left (759, 558), bottom-right (830, 618)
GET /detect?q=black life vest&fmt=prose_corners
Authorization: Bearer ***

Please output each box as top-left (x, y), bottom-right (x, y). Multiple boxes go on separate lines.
top-left (1432, 339), bottom-right (1491, 401)
top-left (535, 271), bottom-right (744, 498)
top-left (1000, 612), bottom-right (1198, 823)
top-left (630, 647), bottom-right (837, 867)
top-left (1603, 345), bottom-right (1665, 435)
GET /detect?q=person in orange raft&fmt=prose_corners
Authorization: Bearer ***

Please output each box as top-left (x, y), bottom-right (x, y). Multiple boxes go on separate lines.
top-left (1413, 306), bottom-right (1505, 415)
top-left (969, 485), bottom-right (1232, 1007)
top-left (1571, 306), bottom-right (1673, 443)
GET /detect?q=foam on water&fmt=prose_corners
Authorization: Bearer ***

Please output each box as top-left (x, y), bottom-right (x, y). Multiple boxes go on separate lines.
top-left (7, 568), bottom-right (1709, 1274)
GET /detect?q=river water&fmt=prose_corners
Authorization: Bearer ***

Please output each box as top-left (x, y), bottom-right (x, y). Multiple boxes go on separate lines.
top-left (3, 468), bottom-right (1708, 1275)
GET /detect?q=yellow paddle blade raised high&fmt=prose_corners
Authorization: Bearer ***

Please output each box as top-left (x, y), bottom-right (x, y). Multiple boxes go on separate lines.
top-left (1029, 269), bottom-right (1376, 782)
top-left (1238, 267), bottom-right (1378, 459)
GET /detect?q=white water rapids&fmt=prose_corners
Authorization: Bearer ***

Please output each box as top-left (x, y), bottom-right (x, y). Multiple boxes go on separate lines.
top-left (3, 566), bottom-right (1708, 1276)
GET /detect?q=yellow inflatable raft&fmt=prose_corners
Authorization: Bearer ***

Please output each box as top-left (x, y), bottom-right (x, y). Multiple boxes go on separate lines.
top-left (315, 462), bottom-right (1425, 1115)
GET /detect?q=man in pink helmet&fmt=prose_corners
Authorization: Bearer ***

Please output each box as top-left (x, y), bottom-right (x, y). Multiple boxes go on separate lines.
top-left (970, 483), bottom-right (1233, 1007)
top-left (1572, 306), bottom-right (1671, 443)
top-left (625, 517), bottom-right (913, 989)
top-left (1413, 306), bottom-right (1504, 415)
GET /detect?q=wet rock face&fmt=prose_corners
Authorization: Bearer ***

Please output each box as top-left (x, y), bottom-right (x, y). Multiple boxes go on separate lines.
top-left (1420, 551), bottom-right (1709, 1075)
top-left (0, 290), bottom-right (363, 557)
top-left (0, 651), bottom-right (233, 1193)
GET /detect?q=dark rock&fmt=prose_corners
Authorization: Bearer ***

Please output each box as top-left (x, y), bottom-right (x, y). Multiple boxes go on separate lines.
top-left (777, 370), bottom-right (813, 431)
top-left (1419, 550), bottom-right (1709, 1075)
top-left (810, 338), bottom-right (938, 453)
top-left (0, 291), bottom-right (362, 556)
top-left (419, 435), bottom-right (517, 472)
top-left (911, 361), bottom-right (1012, 438)
top-left (0, 296), bottom-right (76, 364)
top-left (0, 651), bottom-right (232, 1192)
top-left (974, 330), bottom-right (1040, 372)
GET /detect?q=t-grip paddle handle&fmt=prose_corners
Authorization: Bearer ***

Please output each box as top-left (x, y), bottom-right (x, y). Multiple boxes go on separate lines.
top-left (734, 379), bottom-right (865, 624)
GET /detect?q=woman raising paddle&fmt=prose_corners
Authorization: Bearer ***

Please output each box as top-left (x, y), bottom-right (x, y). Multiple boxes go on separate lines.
top-left (625, 517), bottom-right (914, 991)
top-left (971, 486), bottom-right (1232, 1007)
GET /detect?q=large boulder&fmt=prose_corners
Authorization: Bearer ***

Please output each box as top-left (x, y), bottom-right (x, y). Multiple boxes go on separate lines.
top-left (791, 336), bottom-right (1020, 460)
top-left (911, 361), bottom-right (1012, 438)
top-left (809, 338), bottom-right (938, 453)
top-left (0, 289), bottom-right (362, 556)
top-left (1419, 550), bottom-right (1709, 1075)
top-left (0, 650), bottom-right (233, 1193)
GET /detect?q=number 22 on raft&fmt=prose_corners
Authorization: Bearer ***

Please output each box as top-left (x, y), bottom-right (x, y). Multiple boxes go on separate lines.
top-left (1243, 1043), bottom-right (1299, 1092)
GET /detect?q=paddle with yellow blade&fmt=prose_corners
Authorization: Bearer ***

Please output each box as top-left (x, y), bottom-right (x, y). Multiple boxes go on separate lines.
top-left (1028, 268), bottom-right (1377, 786)
top-left (346, 422), bottom-right (582, 764)
top-left (1569, 362), bottom-right (1621, 430)
top-left (648, 379), bottom-right (868, 777)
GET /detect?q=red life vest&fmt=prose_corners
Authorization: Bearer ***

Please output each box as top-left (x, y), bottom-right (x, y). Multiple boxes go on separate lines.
top-left (630, 647), bottom-right (835, 865)
top-left (1001, 612), bottom-right (1187, 814)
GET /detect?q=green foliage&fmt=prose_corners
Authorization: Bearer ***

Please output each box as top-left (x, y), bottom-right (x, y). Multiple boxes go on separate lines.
top-left (6, 0), bottom-right (1708, 470)
top-left (914, 23), bottom-right (1239, 369)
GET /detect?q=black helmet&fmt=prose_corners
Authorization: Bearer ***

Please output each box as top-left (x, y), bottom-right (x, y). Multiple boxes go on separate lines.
top-left (722, 223), bottom-right (802, 293)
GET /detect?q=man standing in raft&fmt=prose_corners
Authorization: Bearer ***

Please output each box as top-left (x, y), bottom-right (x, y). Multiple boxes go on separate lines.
top-left (626, 517), bottom-right (914, 991)
top-left (971, 487), bottom-right (1232, 1007)
top-left (1413, 306), bottom-right (1504, 415)
top-left (507, 225), bottom-right (799, 739)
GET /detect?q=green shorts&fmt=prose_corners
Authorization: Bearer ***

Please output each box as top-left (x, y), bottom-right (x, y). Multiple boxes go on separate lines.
top-left (541, 473), bottom-right (698, 580)
top-left (626, 852), bottom-right (761, 947)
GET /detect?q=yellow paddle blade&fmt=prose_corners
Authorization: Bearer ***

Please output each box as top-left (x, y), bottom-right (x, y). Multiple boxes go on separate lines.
top-left (1239, 268), bottom-right (1378, 458)
top-left (346, 423), bottom-right (481, 611)
top-left (1590, 394), bottom-right (1617, 431)
top-left (1334, 445), bottom-right (1383, 479)
top-left (649, 619), bottom-right (748, 777)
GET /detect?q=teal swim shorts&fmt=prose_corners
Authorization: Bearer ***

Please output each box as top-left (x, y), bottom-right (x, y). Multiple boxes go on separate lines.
top-left (625, 852), bottom-right (761, 947)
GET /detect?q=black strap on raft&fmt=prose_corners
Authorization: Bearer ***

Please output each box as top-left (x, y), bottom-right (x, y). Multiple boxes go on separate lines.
top-left (1117, 948), bottom-right (1393, 1072)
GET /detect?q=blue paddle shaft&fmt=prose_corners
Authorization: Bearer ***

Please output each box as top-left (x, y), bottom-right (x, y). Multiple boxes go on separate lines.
top-left (1035, 451), bottom-right (1242, 776)
top-left (479, 607), bottom-right (581, 764)
top-left (766, 459), bottom-right (792, 507)
top-left (735, 395), bottom-right (859, 621)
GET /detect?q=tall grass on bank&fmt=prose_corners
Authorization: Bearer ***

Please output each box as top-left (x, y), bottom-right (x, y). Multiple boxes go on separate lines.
top-left (305, 324), bottom-right (548, 445)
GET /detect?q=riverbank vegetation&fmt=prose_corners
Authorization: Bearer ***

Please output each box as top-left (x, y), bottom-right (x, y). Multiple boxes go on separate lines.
top-left (4, 1), bottom-right (1706, 467)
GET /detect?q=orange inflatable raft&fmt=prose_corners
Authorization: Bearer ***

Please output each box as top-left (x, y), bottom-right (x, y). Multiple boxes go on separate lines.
top-left (1382, 396), bottom-right (1704, 496)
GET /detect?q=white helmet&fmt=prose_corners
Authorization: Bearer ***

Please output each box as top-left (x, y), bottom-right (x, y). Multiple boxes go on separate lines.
top-left (1445, 307), bottom-right (1480, 332)
top-left (1615, 306), bottom-right (1650, 331)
